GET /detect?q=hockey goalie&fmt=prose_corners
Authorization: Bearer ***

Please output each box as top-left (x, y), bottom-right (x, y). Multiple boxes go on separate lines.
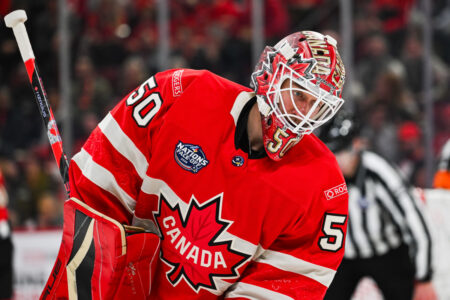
top-left (41, 30), bottom-right (348, 299)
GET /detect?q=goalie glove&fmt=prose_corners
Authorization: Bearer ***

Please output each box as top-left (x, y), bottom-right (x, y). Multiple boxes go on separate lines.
top-left (40, 198), bottom-right (160, 300)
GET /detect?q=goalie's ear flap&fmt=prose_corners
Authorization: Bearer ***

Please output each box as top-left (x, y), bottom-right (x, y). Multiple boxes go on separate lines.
top-left (40, 198), bottom-right (160, 300)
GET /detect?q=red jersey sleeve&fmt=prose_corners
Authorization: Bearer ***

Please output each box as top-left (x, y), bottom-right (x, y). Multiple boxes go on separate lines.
top-left (69, 69), bottom-right (200, 224)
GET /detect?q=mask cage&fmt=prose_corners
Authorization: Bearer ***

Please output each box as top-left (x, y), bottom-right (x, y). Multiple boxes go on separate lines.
top-left (266, 62), bottom-right (344, 135)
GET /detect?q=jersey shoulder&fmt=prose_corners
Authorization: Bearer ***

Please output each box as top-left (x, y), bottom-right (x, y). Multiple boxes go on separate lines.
top-left (155, 68), bottom-right (251, 101)
top-left (261, 133), bottom-right (347, 209)
top-left (300, 134), bottom-right (346, 192)
top-left (152, 69), bottom-right (254, 131)
top-left (287, 133), bottom-right (343, 180)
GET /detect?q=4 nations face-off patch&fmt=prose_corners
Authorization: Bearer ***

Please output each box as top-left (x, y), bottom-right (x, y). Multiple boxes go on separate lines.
top-left (174, 141), bottom-right (209, 173)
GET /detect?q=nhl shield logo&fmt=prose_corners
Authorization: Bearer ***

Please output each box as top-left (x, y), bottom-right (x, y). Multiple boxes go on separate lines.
top-left (174, 141), bottom-right (209, 173)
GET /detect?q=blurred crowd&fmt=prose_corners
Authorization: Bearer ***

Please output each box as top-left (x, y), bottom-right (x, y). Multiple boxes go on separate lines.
top-left (0, 0), bottom-right (449, 228)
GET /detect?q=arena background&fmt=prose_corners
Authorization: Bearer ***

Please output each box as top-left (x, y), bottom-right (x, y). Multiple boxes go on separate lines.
top-left (0, 0), bottom-right (449, 299)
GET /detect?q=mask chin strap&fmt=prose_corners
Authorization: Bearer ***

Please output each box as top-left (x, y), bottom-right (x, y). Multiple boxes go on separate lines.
top-left (257, 95), bottom-right (271, 117)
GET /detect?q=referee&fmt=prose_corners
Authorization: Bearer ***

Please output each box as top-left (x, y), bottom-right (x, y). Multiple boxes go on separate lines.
top-left (320, 111), bottom-right (437, 300)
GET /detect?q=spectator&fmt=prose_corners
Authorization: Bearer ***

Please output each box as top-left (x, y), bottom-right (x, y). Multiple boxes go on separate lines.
top-left (360, 102), bottom-right (399, 161)
top-left (397, 121), bottom-right (426, 187)
top-left (370, 71), bottom-right (418, 122)
top-left (36, 192), bottom-right (63, 228)
top-left (356, 32), bottom-right (404, 94)
top-left (72, 55), bottom-right (114, 133)
top-left (0, 0), bottom-right (447, 236)
top-left (118, 56), bottom-right (150, 97)
top-left (372, 0), bottom-right (415, 57)
top-left (84, 0), bottom-right (129, 83)
top-left (401, 31), bottom-right (449, 102)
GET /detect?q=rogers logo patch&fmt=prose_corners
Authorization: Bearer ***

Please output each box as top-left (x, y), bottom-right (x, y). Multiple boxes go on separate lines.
top-left (324, 183), bottom-right (348, 200)
top-left (172, 69), bottom-right (184, 97)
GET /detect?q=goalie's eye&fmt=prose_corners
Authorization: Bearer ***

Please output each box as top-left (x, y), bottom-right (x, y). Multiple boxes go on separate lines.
top-left (292, 90), bottom-right (316, 108)
top-left (293, 90), bottom-right (303, 98)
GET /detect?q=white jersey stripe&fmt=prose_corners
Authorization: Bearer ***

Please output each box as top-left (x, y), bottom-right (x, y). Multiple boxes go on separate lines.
top-left (99, 113), bottom-right (149, 179)
top-left (141, 175), bottom-right (335, 288)
top-left (255, 249), bottom-right (336, 287)
top-left (72, 149), bottom-right (136, 213)
top-left (230, 91), bottom-right (255, 125)
top-left (225, 282), bottom-right (294, 300)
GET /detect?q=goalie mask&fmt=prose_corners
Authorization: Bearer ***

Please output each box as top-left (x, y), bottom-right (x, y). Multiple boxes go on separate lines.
top-left (250, 31), bottom-right (346, 160)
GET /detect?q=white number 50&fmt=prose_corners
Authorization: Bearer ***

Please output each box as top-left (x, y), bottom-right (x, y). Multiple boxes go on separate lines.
top-left (319, 213), bottom-right (347, 252)
top-left (126, 76), bottom-right (162, 127)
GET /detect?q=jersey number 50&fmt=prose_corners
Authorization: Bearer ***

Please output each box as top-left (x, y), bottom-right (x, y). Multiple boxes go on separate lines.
top-left (319, 213), bottom-right (347, 252)
top-left (126, 76), bottom-right (162, 127)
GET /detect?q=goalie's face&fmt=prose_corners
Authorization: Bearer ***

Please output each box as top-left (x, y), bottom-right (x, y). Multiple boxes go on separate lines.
top-left (267, 64), bottom-right (343, 136)
top-left (278, 79), bottom-right (320, 125)
top-left (257, 77), bottom-right (324, 161)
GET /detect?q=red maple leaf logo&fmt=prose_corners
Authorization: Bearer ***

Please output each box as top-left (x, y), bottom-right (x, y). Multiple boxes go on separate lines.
top-left (154, 194), bottom-right (250, 292)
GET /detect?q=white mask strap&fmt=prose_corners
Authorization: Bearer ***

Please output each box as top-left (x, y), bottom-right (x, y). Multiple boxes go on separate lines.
top-left (257, 95), bottom-right (271, 117)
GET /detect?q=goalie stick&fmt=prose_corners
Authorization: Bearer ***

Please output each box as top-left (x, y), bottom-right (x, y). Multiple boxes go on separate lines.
top-left (4, 10), bottom-right (70, 195)
top-left (4, 10), bottom-right (149, 236)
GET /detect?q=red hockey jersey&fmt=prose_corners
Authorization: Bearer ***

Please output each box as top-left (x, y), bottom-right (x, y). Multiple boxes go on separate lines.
top-left (69, 69), bottom-right (348, 299)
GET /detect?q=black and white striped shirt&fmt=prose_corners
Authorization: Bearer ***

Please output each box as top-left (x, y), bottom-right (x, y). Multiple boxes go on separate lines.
top-left (344, 150), bottom-right (433, 281)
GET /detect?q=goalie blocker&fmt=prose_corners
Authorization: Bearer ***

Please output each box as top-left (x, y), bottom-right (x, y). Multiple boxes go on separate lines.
top-left (40, 198), bottom-right (160, 299)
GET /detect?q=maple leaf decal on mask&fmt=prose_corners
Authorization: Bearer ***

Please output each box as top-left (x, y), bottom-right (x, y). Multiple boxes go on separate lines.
top-left (154, 193), bottom-right (250, 292)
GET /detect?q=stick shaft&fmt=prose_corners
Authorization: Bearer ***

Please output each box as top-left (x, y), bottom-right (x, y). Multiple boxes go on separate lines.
top-left (5, 10), bottom-right (70, 195)
top-left (28, 59), bottom-right (70, 194)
